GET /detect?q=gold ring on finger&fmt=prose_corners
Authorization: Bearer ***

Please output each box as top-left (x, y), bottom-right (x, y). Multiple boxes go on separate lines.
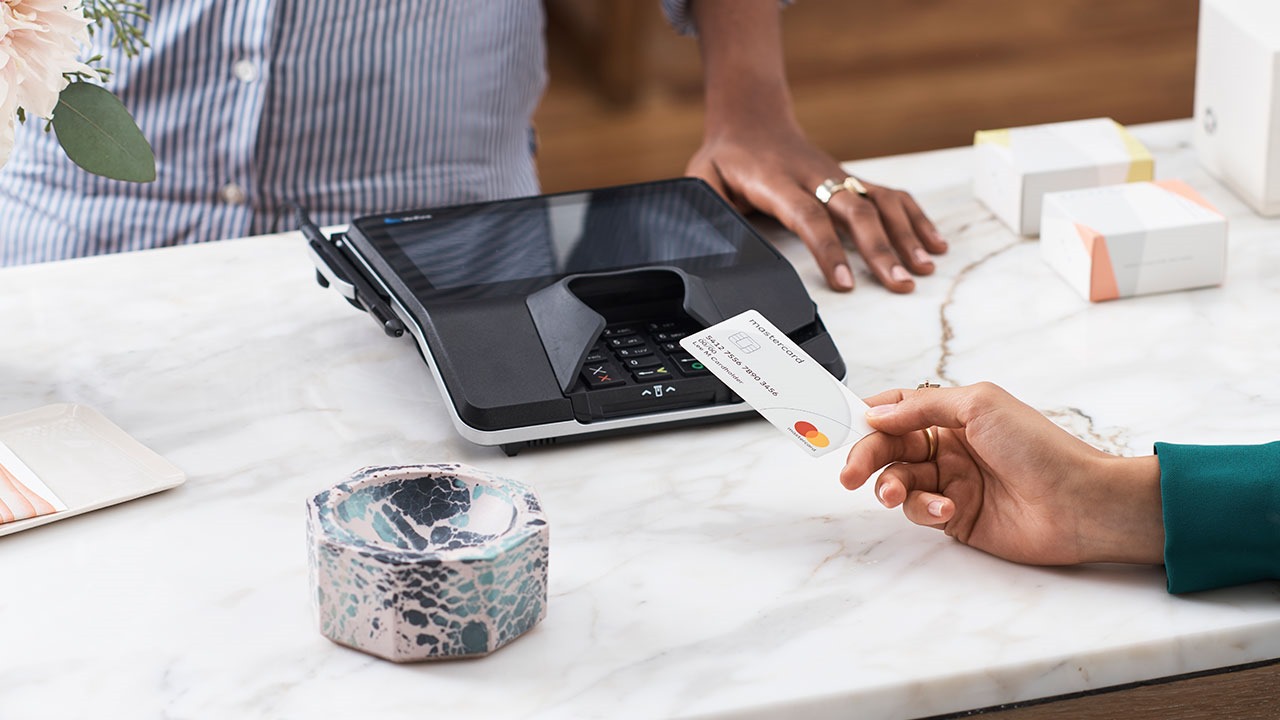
top-left (842, 176), bottom-right (870, 197)
top-left (922, 426), bottom-right (938, 463)
top-left (814, 178), bottom-right (848, 205)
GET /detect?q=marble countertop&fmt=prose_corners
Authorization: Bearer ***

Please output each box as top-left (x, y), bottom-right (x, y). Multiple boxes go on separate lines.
top-left (3, 120), bottom-right (1279, 719)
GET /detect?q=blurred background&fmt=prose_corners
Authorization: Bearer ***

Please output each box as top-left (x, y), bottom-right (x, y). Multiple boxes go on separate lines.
top-left (535, 0), bottom-right (1199, 193)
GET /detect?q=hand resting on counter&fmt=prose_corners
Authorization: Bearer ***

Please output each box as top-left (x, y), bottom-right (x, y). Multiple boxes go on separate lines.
top-left (684, 0), bottom-right (948, 294)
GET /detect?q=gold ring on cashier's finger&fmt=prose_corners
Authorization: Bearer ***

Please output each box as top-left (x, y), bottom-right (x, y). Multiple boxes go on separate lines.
top-left (814, 178), bottom-right (848, 205)
top-left (842, 176), bottom-right (870, 197)
top-left (923, 426), bottom-right (938, 463)
top-left (917, 380), bottom-right (940, 389)
top-left (815, 176), bottom-right (871, 204)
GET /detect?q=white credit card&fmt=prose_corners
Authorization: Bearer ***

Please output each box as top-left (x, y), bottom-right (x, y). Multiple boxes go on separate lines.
top-left (680, 309), bottom-right (872, 457)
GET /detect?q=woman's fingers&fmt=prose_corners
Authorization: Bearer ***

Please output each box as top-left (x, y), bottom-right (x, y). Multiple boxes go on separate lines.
top-left (874, 464), bottom-right (954, 530)
top-left (824, 189), bottom-right (914, 293)
top-left (873, 460), bottom-right (939, 507)
top-left (868, 187), bottom-right (936, 276)
top-left (719, 161), bottom-right (858, 292)
top-left (844, 384), bottom-right (984, 491)
top-left (902, 191), bottom-right (949, 255)
top-left (770, 186), bottom-right (859, 292)
top-left (903, 490), bottom-right (954, 529)
top-left (841, 428), bottom-right (936, 490)
top-left (863, 382), bottom-right (1012, 436)
top-left (873, 463), bottom-right (956, 531)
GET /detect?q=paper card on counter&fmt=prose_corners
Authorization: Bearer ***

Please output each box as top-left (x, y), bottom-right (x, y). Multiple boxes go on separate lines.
top-left (0, 440), bottom-right (67, 524)
top-left (680, 310), bottom-right (872, 457)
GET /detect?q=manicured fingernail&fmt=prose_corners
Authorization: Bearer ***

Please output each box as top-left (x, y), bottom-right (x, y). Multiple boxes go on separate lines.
top-left (877, 484), bottom-right (889, 504)
top-left (834, 264), bottom-right (854, 290)
top-left (931, 231), bottom-right (949, 250)
top-left (927, 500), bottom-right (945, 518)
top-left (890, 265), bottom-right (911, 283)
top-left (912, 248), bottom-right (933, 266)
top-left (866, 403), bottom-right (898, 417)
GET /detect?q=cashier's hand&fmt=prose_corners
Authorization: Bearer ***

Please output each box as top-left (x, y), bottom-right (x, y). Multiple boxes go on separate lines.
top-left (685, 118), bottom-right (948, 293)
top-left (839, 383), bottom-right (1166, 566)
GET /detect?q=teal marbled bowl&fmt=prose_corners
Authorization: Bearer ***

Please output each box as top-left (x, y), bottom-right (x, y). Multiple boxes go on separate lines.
top-left (306, 463), bottom-right (549, 662)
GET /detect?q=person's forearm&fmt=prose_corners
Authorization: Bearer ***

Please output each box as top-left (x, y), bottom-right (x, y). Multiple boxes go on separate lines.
top-left (1076, 454), bottom-right (1165, 565)
top-left (689, 0), bottom-right (799, 134)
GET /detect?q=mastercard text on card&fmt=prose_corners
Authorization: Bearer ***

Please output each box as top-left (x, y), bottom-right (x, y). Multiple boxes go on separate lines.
top-left (679, 309), bottom-right (872, 457)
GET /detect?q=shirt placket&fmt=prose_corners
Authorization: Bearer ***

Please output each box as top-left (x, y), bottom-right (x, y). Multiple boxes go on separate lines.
top-left (213, 0), bottom-right (275, 236)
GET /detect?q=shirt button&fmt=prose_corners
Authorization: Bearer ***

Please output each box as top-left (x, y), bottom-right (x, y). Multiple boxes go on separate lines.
top-left (233, 59), bottom-right (258, 83)
top-left (219, 183), bottom-right (247, 205)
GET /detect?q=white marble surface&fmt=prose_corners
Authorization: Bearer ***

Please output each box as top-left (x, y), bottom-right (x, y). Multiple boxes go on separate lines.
top-left (2, 120), bottom-right (1279, 719)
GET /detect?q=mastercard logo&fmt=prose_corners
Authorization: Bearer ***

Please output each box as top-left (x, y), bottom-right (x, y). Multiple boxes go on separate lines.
top-left (793, 421), bottom-right (830, 448)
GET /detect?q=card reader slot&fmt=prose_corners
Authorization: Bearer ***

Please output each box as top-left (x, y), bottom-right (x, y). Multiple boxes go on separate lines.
top-left (567, 270), bottom-right (686, 320)
top-left (529, 266), bottom-right (726, 395)
top-left (570, 376), bottom-right (728, 423)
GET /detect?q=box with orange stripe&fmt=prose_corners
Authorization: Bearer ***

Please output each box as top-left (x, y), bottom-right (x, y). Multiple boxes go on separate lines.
top-left (1039, 180), bottom-right (1228, 302)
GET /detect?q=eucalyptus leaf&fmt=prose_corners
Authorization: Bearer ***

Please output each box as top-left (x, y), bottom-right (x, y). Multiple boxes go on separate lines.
top-left (51, 82), bottom-right (156, 183)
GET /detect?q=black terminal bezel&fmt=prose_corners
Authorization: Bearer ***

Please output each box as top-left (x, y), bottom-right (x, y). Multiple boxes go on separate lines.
top-left (346, 178), bottom-right (781, 303)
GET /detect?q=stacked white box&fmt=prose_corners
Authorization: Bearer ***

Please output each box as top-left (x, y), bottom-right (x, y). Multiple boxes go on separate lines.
top-left (1040, 180), bottom-right (1227, 303)
top-left (1193, 0), bottom-right (1280, 216)
top-left (973, 118), bottom-right (1153, 236)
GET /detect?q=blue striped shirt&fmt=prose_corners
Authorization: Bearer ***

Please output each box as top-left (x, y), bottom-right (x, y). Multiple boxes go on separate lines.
top-left (0, 1), bottom-right (691, 266)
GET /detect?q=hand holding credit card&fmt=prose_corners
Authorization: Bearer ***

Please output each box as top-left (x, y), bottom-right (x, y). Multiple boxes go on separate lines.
top-left (679, 310), bottom-right (872, 457)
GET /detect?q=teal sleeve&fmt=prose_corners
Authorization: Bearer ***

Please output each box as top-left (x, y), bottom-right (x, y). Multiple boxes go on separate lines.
top-left (1156, 441), bottom-right (1280, 594)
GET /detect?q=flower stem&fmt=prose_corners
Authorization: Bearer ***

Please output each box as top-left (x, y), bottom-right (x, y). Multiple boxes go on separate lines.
top-left (81, 1), bottom-right (151, 59)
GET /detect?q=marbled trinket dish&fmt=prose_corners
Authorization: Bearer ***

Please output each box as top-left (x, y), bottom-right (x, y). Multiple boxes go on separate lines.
top-left (306, 463), bottom-right (549, 662)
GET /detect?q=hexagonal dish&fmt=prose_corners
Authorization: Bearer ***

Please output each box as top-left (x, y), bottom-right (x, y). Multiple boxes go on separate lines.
top-left (306, 463), bottom-right (548, 661)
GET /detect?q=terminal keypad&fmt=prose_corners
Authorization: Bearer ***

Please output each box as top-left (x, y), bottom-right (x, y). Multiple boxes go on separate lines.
top-left (577, 319), bottom-right (709, 390)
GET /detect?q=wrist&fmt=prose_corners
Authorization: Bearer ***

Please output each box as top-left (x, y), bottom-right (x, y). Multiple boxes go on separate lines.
top-left (1075, 454), bottom-right (1165, 565)
top-left (691, 0), bottom-right (799, 135)
top-left (702, 88), bottom-right (800, 141)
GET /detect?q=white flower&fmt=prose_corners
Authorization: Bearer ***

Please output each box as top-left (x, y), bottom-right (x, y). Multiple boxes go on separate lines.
top-left (0, 0), bottom-right (94, 167)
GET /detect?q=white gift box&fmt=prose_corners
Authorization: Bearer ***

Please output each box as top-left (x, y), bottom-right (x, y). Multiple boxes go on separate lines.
top-left (973, 117), bottom-right (1153, 236)
top-left (1040, 180), bottom-right (1227, 303)
top-left (1193, 0), bottom-right (1280, 215)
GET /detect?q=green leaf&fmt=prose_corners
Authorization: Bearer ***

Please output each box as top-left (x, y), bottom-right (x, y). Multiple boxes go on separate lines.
top-left (51, 82), bottom-right (156, 183)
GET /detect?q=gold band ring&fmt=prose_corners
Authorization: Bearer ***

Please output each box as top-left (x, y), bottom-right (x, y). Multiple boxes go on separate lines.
top-left (814, 179), bottom-right (847, 204)
top-left (916, 380), bottom-right (940, 462)
top-left (842, 176), bottom-right (870, 197)
top-left (815, 176), bottom-right (870, 204)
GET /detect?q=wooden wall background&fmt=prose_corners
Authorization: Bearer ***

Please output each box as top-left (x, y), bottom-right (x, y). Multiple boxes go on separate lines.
top-left (535, 0), bottom-right (1200, 193)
